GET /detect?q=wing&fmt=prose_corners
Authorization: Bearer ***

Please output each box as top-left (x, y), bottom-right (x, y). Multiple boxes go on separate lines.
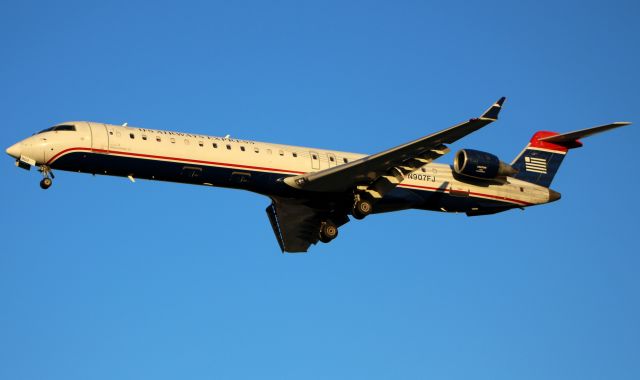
top-left (266, 197), bottom-right (349, 253)
top-left (284, 97), bottom-right (506, 198)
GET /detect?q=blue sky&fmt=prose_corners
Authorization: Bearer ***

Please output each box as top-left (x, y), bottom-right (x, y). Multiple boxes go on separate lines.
top-left (1, 1), bottom-right (639, 379)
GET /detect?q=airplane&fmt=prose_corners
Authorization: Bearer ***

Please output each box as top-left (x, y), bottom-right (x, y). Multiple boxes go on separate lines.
top-left (5, 98), bottom-right (630, 253)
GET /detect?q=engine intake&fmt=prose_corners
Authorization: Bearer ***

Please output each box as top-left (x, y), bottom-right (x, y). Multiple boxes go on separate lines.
top-left (453, 149), bottom-right (517, 180)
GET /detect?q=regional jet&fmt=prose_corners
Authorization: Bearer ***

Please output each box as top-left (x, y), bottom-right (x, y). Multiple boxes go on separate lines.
top-left (5, 98), bottom-right (630, 253)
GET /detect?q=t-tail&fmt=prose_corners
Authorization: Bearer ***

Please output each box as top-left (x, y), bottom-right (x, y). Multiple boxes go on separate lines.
top-left (511, 122), bottom-right (631, 188)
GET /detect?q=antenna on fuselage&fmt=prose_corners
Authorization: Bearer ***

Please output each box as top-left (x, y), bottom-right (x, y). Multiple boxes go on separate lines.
top-left (224, 134), bottom-right (230, 139)
top-left (122, 122), bottom-right (128, 126)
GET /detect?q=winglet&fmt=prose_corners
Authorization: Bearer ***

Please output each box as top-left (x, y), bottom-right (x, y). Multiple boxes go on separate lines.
top-left (480, 97), bottom-right (506, 121)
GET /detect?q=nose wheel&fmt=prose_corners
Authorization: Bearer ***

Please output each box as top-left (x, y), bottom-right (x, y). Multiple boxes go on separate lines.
top-left (38, 165), bottom-right (54, 190)
top-left (40, 177), bottom-right (52, 189)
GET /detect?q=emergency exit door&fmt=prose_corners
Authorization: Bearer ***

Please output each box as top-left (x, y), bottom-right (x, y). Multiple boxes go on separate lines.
top-left (327, 153), bottom-right (336, 168)
top-left (310, 151), bottom-right (320, 170)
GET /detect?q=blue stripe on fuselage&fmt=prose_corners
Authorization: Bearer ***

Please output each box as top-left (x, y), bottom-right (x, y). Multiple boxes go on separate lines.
top-left (51, 151), bottom-right (517, 214)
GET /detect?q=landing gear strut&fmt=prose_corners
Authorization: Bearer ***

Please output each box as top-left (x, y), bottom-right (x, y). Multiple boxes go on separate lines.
top-left (319, 221), bottom-right (339, 243)
top-left (38, 165), bottom-right (54, 190)
top-left (352, 196), bottom-right (373, 220)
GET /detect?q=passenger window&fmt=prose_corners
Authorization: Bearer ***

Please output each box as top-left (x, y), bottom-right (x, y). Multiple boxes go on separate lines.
top-left (292, 152), bottom-right (297, 158)
top-left (312, 154), bottom-right (318, 160)
top-left (109, 131), bottom-right (114, 135)
top-left (329, 156), bottom-right (335, 162)
top-left (213, 143), bottom-right (218, 148)
top-left (129, 133), bottom-right (135, 139)
top-left (343, 158), bottom-right (348, 163)
top-left (170, 138), bottom-right (175, 143)
top-left (240, 146), bottom-right (245, 152)
top-left (142, 134), bottom-right (147, 141)
top-left (198, 141), bottom-right (204, 147)
top-left (156, 136), bottom-right (161, 142)
top-left (254, 147), bottom-right (259, 153)
top-left (226, 144), bottom-right (231, 150)
top-left (421, 168), bottom-right (426, 172)
top-left (184, 139), bottom-right (190, 145)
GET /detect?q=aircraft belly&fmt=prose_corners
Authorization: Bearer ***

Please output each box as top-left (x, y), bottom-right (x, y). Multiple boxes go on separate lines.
top-left (373, 187), bottom-right (425, 213)
top-left (49, 151), bottom-right (522, 216)
top-left (392, 183), bottom-right (517, 214)
top-left (49, 151), bottom-right (299, 194)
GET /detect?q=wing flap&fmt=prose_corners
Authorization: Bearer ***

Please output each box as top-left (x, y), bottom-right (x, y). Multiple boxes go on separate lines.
top-left (266, 197), bottom-right (351, 253)
top-left (266, 203), bottom-right (286, 252)
top-left (267, 198), bottom-right (322, 253)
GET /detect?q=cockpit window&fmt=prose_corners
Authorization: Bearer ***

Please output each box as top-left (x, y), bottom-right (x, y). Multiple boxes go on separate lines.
top-left (38, 127), bottom-right (55, 134)
top-left (37, 124), bottom-right (76, 134)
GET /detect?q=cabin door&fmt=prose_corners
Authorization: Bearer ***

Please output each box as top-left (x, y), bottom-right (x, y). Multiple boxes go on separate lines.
top-left (89, 123), bottom-right (109, 152)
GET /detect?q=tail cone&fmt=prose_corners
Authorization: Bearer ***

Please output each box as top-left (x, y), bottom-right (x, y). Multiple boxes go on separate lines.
top-left (548, 189), bottom-right (561, 202)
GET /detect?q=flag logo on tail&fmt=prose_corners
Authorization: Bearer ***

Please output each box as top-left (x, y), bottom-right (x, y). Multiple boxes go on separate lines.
top-left (524, 156), bottom-right (547, 174)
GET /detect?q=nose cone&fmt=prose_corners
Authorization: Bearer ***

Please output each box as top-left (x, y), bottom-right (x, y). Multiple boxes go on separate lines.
top-left (6, 143), bottom-right (21, 159)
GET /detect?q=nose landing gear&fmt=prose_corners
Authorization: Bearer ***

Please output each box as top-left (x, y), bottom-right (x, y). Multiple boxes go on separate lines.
top-left (40, 177), bottom-right (52, 189)
top-left (38, 165), bottom-right (54, 190)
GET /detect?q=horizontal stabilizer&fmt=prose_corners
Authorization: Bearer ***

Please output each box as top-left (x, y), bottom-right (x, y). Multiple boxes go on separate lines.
top-left (512, 121), bottom-right (630, 187)
top-left (538, 122), bottom-right (631, 147)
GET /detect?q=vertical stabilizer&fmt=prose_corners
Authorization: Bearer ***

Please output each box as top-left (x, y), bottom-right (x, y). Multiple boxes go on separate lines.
top-left (511, 122), bottom-right (630, 187)
top-left (511, 131), bottom-right (570, 187)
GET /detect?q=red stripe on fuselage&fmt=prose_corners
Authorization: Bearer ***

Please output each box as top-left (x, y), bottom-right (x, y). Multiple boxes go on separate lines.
top-left (48, 147), bottom-right (533, 207)
top-left (47, 147), bottom-right (307, 175)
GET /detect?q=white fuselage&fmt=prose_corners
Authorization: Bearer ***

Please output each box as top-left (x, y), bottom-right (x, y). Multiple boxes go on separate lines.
top-left (7, 121), bottom-right (554, 213)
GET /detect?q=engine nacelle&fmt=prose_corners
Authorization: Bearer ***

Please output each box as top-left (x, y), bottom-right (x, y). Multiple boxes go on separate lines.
top-left (453, 149), bottom-right (517, 180)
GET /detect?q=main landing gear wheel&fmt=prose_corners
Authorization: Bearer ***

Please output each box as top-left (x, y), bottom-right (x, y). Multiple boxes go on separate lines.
top-left (40, 177), bottom-right (52, 189)
top-left (319, 221), bottom-right (339, 243)
top-left (352, 198), bottom-right (373, 220)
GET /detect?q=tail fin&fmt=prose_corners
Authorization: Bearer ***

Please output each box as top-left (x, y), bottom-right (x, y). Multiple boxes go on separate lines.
top-left (511, 131), bottom-right (569, 187)
top-left (511, 122), bottom-right (630, 187)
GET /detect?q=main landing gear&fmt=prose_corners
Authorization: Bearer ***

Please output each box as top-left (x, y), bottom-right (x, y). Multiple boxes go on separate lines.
top-left (319, 220), bottom-right (339, 243)
top-left (317, 194), bottom-right (375, 244)
top-left (352, 196), bottom-right (373, 220)
top-left (38, 165), bottom-right (54, 190)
